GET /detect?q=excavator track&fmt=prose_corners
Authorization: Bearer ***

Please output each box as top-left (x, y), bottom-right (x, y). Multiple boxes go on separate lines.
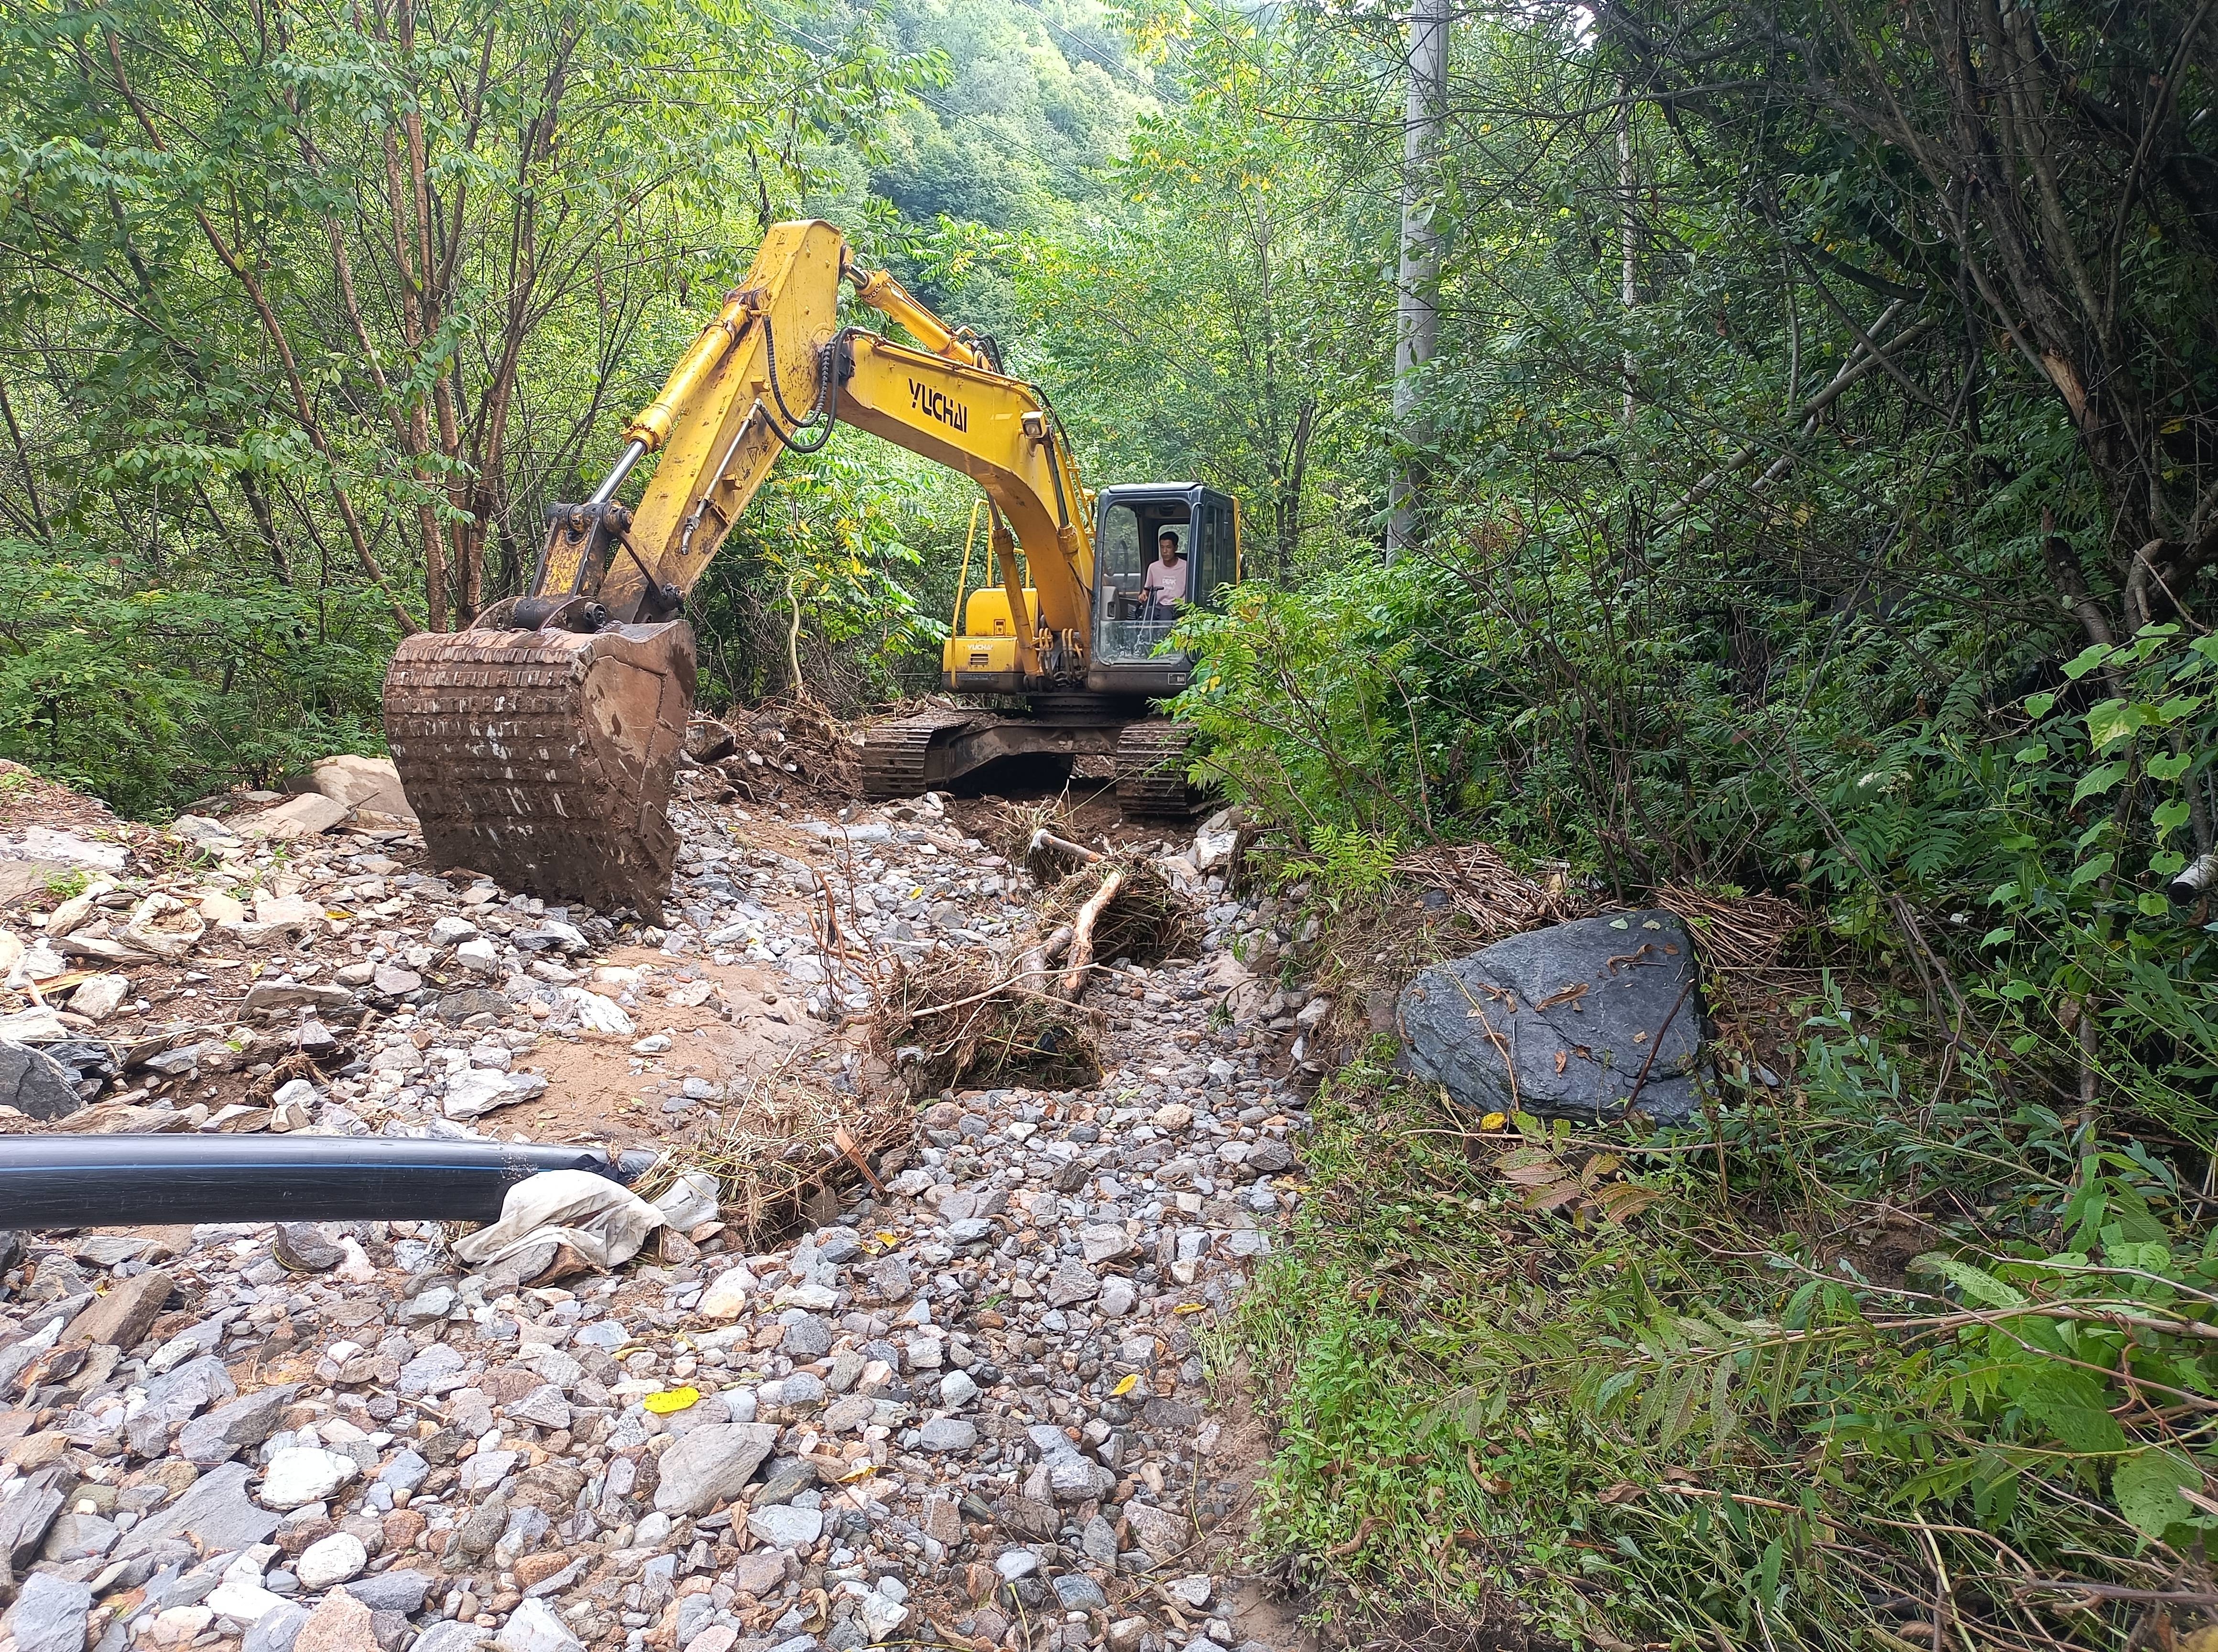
top-left (383, 621), bottom-right (696, 920)
top-left (1114, 718), bottom-right (1208, 816)
top-left (858, 710), bottom-right (977, 800)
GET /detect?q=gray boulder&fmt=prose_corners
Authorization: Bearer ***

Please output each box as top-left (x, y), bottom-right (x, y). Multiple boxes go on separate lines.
top-left (179, 1385), bottom-right (297, 1465)
top-left (1399, 910), bottom-right (1709, 1125)
top-left (652, 1422), bottom-right (776, 1515)
top-left (340, 1570), bottom-right (433, 1613)
top-left (117, 1461), bottom-right (281, 1558)
top-left (245, 1600), bottom-right (311, 1652)
top-left (7, 1571), bottom-right (92, 1652)
top-left (0, 1040), bottom-right (81, 1122)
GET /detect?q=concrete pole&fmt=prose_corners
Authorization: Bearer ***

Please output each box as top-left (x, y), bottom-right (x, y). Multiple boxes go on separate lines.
top-left (1387, 0), bottom-right (1449, 558)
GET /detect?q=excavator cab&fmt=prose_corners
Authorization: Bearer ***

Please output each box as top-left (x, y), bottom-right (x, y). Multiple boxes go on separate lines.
top-left (1086, 483), bottom-right (1239, 696)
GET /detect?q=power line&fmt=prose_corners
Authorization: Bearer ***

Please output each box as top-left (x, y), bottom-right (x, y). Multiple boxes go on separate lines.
top-left (1004, 0), bottom-right (1154, 96)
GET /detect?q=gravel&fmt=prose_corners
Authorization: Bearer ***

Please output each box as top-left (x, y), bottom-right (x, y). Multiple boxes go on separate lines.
top-left (0, 774), bottom-right (1306, 1651)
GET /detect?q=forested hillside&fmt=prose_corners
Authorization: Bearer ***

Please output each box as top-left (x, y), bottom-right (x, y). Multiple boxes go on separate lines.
top-left (10, 0), bottom-right (2218, 1645)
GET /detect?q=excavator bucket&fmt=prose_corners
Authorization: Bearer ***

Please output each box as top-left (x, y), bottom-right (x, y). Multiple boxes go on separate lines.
top-left (382, 621), bottom-right (696, 920)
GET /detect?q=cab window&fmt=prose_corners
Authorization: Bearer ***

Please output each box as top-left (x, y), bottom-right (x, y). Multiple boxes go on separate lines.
top-left (1097, 500), bottom-right (1190, 663)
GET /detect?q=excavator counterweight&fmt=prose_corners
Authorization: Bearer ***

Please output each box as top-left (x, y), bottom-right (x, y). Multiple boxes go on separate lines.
top-left (380, 220), bottom-right (1230, 918)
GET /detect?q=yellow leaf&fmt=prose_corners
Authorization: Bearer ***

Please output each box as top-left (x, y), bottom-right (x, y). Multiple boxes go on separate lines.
top-left (1112, 1373), bottom-right (1139, 1397)
top-left (1174, 1302), bottom-right (1206, 1315)
top-left (642, 1386), bottom-right (700, 1414)
top-left (1479, 1112), bottom-right (1508, 1130)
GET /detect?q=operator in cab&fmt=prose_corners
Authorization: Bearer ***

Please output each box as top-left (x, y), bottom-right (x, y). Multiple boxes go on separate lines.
top-left (1142, 529), bottom-right (1187, 612)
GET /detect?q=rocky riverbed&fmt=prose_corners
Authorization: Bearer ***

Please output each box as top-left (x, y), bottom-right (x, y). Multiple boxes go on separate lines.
top-left (0, 755), bottom-right (1327, 1652)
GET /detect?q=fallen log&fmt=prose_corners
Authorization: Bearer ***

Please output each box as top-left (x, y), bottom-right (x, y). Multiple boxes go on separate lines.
top-left (1015, 922), bottom-right (1074, 987)
top-left (1059, 867), bottom-right (1127, 1000)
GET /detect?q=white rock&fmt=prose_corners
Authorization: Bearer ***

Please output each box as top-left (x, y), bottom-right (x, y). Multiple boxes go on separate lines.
top-left (565, 989), bottom-right (634, 1036)
top-left (272, 1078), bottom-right (319, 1110)
top-left (1081, 1224), bottom-right (1134, 1263)
top-left (22, 827), bottom-right (126, 871)
top-left (1168, 1574), bottom-right (1213, 1609)
top-left (252, 891), bottom-right (323, 930)
top-left (293, 1532), bottom-right (368, 1590)
top-left (257, 1446), bottom-right (359, 1510)
top-left (308, 755), bottom-right (416, 821)
top-left (859, 1592), bottom-right (909, 1640)
top-left (696, 1265), bottom-right (758, 1320)
top-left (442, 1068), bottom-right (547, 1120)
top-left (204, 1544), bottom-right (286, 1623)
top-left (428, 915), bottom-right (478, 949)
top-left (67, 974), bottom-right (131, 1022)
top-left (745, 1505), bottom-right (823, 1550)
top-left (0, 1006), bottom-right (68, 1042)
top-left (493, 1598), bottom-right (584, 1652)
top-left (6, 938), bottom-right (65, 987)
top-left (239, 793), bottom-right (351, 840)
top-left (1193, 807), bottom-right (1240, 871)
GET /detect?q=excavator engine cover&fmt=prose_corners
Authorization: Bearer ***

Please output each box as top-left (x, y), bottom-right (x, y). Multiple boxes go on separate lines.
top-left (383, 620), bottom-right (696, 920)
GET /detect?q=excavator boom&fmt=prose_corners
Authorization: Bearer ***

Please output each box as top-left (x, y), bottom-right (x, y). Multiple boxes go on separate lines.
top-left (383, 219), bottom-right (1200, 919)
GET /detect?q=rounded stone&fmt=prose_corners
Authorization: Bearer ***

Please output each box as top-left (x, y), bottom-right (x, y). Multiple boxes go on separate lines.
top-left (293, 1532), bottom-right (368, 1591)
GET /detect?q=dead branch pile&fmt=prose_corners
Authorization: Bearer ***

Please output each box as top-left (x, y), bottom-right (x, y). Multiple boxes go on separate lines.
top-left (680, 692), bottom-right (859, 805)
top-left (872, 956), bottom-right (1103, 1096)
top-left (867, 848), bottom-right (1196, 1097)
top-left (1041, 855), bottom-right (1198, 967)
top-left (1653, 883), bottom-right (1806, 971)
top-left (637, 1075), bottom-right (909, 1242)
top-left (1396, 841), bottom-right (1591, 940)
top-left (989, 795), bottom-right (1078, 865)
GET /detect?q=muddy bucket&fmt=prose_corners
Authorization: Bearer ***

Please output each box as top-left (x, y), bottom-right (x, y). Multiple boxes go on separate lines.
top-left (382, 620), bottom-right (696, 920)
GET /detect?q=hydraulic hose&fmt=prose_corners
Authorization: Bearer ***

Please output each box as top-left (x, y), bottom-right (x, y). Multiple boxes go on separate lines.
top-left (0, 1136), bottom-right (656, 1229)
top-left (760, 318), bottom-right (844, 455)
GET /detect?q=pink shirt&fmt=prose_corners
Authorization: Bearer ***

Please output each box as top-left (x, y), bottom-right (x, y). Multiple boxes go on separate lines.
top-left (1142, 556), bottom-right (1187, 605)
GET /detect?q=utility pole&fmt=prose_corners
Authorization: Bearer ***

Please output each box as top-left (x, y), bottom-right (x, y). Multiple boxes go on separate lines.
top-left (1387, 0), bottom-right (1448, 558)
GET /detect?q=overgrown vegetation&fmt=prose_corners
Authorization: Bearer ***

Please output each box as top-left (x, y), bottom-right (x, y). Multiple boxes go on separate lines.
top-left (1237, 1031), bottom-right (2218, 1649)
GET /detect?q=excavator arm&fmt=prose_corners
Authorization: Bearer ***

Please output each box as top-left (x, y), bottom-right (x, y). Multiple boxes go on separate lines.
top-left (382, 220), bottom-right (1100, 917)
top-left (533, 222), bottom-right (1093, 655)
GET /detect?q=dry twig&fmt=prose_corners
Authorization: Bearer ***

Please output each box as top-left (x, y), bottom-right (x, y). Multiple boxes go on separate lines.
top-left (636, 1075), bottom-right (907, 1243)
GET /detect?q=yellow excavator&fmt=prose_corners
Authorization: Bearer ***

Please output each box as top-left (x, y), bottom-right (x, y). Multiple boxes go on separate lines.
top-left (382, 220), bottom-right (1234, 917)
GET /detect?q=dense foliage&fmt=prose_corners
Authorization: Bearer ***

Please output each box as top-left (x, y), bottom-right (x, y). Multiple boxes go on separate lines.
top-left (0, 0), bottom-right (1148, 806)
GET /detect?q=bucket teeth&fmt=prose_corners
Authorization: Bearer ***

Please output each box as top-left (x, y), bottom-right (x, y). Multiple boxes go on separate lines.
top-left (382, 621), bottom-right (697, 920)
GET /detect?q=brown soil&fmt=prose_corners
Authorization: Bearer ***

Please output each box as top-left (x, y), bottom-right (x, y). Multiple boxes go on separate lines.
top-left (0, 759), bottom-right (123, 837)
top-left (515, 947), bottom-right (822, 1152)
top-left (1184, 1356), bottom-right (1320, 1652)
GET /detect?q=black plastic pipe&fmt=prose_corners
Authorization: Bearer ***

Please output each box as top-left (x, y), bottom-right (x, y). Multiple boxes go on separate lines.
top-left (0, 1136), bottom-right (656, 1228)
